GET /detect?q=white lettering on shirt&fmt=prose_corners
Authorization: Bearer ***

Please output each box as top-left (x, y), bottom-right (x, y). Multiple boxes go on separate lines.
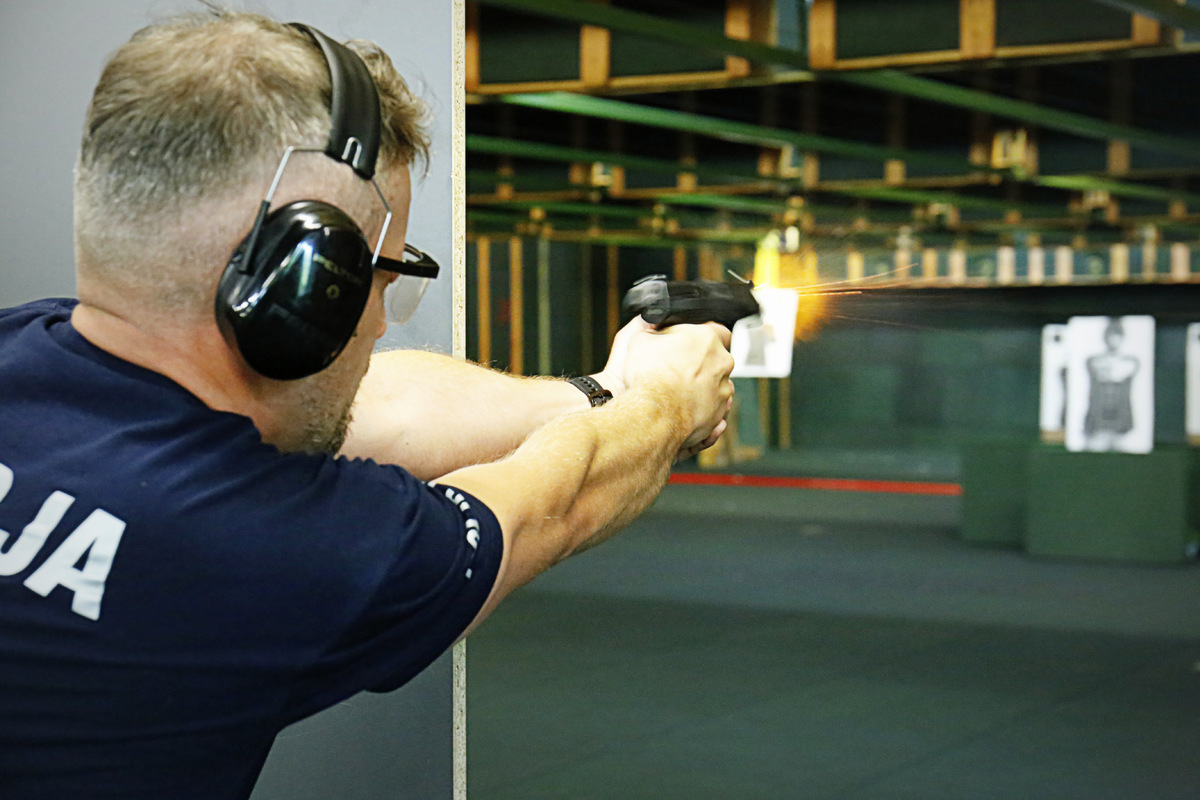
top-left (0, 460), bottom-right (126, 620)
top-left (0, 490), bottom-right (75, 576)
top-left (443, 487), bottom-right (480, 580)
top-left (24, 510), bottom-right (125, 621)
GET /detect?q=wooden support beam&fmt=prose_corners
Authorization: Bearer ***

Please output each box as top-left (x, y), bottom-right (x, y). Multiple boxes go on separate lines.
top-left (673, 245), bottom-right (688, 281)
top-left (465, 1), bottom-right (481, 91)
top-left (960, 0), bottom-right (996, 60)
top-left (1131, 12), bottom-right (1162, 45)
top-left (698, 244), bottom-right (723, 280)
top-left (725, 0), bottom-right (754, 78)
top-left (580, 23), bottom-right (610, 86)
top-left (808, 0), bottom-right (836, 70)
top-left (476, 237), bottom-right (492, 365)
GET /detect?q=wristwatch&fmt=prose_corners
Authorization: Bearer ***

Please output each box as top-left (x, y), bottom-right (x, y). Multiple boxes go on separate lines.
top-left (568, 375), bottom-right (613, 407)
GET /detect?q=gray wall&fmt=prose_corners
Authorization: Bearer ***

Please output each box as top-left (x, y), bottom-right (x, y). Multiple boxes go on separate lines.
top-left (0, 1), bottom-right (457, 797)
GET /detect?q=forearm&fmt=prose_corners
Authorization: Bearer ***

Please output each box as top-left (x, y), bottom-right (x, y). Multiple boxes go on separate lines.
top-left (439, 383), bottom-right (687, 592)
top-left (341, 350), bottom-right (598, 479)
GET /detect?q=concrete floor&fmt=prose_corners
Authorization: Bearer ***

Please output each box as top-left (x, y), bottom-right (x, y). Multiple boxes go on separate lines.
top-left (467, 487), bottom-right (1200, 799)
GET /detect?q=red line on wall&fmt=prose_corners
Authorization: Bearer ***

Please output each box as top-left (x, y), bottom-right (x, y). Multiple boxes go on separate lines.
top-left (668, 472), bottom-right (962, 496)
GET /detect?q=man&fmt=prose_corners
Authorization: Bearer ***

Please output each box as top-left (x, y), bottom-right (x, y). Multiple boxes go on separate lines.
top-left (0, 10), bottom-right (734, 798)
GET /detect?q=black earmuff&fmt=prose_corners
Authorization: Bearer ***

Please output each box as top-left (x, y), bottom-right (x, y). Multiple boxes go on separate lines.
top-left (215, 23), bottom-right (383, 381)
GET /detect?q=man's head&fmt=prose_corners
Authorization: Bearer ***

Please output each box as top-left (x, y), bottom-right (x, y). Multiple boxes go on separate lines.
top-left (73, 10), bottom-right (431, 453)
top-left (75, 10), bottom-right (428, 311)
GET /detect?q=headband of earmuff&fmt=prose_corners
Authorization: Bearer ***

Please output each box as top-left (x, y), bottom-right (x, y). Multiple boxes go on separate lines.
top-left (294, 23), bottom-right (381, 179)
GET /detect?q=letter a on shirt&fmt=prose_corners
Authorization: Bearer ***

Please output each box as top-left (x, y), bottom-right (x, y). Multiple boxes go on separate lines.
top-left (24, 509), bottom-right (126, 621)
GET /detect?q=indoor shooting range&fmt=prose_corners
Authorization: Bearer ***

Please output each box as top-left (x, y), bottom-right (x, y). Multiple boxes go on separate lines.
top-left (2, 1), bottom-right (1199, 799)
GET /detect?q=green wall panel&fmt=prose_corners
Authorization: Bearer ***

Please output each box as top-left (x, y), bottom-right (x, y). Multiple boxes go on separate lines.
top-left (919, 334), bottom-right (984, 368)
top-left (797, 363), bottom-right (900, 424)
top-left (836, 0), bottom-right (960, 59)
top-left (608, 0), bottom-right (727, 77)
top-left (478, 7), bottom-right (581, 84)
top-left (995, 0), bottom-right (1131, 47)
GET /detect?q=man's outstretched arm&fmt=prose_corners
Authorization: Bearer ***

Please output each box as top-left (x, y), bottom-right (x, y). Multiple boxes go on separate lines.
top-left (439, 321), bottom-right (735, 636)
top-left (342, 319), bottom-right (645, 480)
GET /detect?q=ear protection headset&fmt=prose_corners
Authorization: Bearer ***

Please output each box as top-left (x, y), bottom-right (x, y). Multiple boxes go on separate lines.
top-left (215, 23), bottom-right (387, 381)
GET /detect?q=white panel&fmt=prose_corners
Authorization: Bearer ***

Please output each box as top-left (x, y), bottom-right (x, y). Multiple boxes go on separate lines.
top-left (1187, 323), bottom-right (1200, 440)
top-left (730, 288), bottom-right (800, 378)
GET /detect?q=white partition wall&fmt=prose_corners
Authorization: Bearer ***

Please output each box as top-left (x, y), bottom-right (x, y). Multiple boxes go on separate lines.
top-left (0, 2), bottom-right (461, 797)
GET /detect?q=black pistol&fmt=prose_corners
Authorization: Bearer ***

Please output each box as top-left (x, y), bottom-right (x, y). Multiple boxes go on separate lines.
top-left (621, 274), bottom-right (761, 330)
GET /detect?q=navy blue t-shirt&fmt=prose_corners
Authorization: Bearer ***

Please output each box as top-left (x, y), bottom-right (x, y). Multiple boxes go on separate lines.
top-left (0, 299), bottom-right (504, 798)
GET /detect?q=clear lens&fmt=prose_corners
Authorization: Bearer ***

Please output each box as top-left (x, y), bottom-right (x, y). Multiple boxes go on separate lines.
top-left (384, 275), bottom-right (431, 323)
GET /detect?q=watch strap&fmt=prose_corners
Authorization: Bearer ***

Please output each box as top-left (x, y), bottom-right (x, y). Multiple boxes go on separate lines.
top-left (568, 375), bottom-right (613, 407)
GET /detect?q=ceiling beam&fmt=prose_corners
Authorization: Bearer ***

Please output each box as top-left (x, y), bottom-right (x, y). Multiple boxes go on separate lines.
top-left (498, 93), bottom-right (972, 172)
top-left (659, 193), bottom-right (916, 222)
top-left (1035, 175), bottom-right (1200, 206)
top-left (833, 186), bottom-right (1062, 218)
top-left (467, 134), bottom-right (780, 185)
top-left (655, 193), bottom-right (792, 215)
top-left (478, 200), bottom-right (648, 220)
top-left (475, 0), bottom-right (1200, 162)
top-left (1085, 0), bottom-right (1200, 36)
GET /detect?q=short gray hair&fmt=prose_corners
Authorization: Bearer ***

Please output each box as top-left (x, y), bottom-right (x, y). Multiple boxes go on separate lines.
top-left (74, 9), bottom-right (430, 310)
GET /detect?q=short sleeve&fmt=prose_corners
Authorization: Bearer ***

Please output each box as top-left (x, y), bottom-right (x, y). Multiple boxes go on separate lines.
top-left (272, 468), bottom-right (504, 724)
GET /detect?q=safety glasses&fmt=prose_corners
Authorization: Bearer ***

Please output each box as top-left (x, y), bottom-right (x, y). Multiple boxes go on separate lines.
top-left (376, 243), bottom-right (440, 324)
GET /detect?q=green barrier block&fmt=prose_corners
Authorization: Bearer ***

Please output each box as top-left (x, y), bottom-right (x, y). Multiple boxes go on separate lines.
top-left (960, 441), bottom-right (1031, 548)
top-left (1026, 446), bottom-right (1200, 564)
